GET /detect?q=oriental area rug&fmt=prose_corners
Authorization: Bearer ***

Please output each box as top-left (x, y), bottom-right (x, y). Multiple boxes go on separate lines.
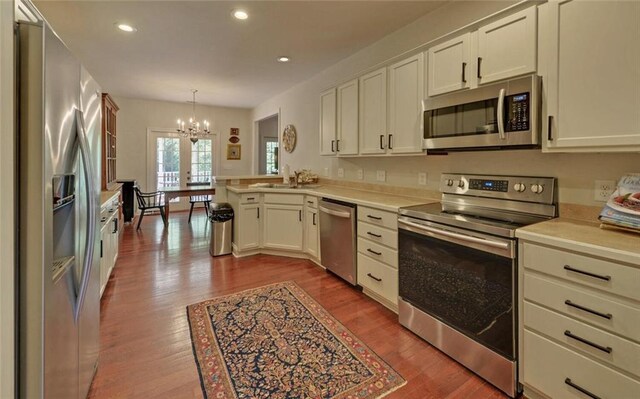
top-left (187, 281), bottom-right (405, 399)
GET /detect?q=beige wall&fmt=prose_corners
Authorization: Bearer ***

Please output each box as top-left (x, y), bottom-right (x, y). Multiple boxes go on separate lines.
top-left (114, 96), bottom-right (253, 191)
top-left (0, 0), bottom-right (15, 396)
top-left (251, 0), bottom-right (640, 207)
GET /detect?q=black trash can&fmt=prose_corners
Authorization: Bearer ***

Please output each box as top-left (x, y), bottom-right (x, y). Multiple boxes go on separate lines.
top-left (208, 203), bottom-right (234, 256)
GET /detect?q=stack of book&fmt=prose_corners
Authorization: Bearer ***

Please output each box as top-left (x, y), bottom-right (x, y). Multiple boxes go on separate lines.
top-left (599, 173), bottom-right (640, 234)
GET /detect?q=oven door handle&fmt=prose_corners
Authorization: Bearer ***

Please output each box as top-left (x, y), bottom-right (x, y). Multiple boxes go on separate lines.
top-left (497, 88), bottom-right (506, 140)
top-left (398, 219), bottom-right (509, 250)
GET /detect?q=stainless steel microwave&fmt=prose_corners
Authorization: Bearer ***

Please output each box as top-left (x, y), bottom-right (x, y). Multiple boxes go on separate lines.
top-left (422, 75), bottom-right (541, 152)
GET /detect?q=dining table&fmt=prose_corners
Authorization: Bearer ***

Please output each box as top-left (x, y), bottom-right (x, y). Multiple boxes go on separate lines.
top-left (160, 184), bottom-right (216, 223)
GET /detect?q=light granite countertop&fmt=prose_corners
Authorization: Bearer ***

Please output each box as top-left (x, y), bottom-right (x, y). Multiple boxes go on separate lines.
top-left (100, 190), bottom-right (120, 208)
top-left (517, 218), bottom-right (640, 265)
top-left (227, 184), bottom-right (437, 212)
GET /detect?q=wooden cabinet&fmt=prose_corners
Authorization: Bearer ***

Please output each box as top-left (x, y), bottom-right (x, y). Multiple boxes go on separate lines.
top-left (304, 207), bottom-right (319, 259)
top-left (540, 0), bottom-right (640, 152)
top-left (99, 196), bottom-right (119, 298)
top-left (477, 7), bottom-right (537, 85)
top-left (237, 203), bottom-right (261, 251)
top-left (388, 53), bottom-right (424, 154)
top-left (427, 33), bottom-right (471, 96)
top-left (262, 204), bottom-right (303, 251)
top-left (101, 94), bottom-right (119, 190)
top-left (319, 88), bottom-right (337, 155)
top-left (358, 68), bottom-right (387, 155)
top-left (336, 79), bottom-right (359, 155)
top-left (518, 236), bottom-right (640, 398)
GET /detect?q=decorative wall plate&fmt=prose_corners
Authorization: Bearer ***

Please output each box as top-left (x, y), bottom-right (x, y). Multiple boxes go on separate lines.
top-left (283, 124), bottom-right (297, 153)
top-left (228, 136), bottom-right (240, 144)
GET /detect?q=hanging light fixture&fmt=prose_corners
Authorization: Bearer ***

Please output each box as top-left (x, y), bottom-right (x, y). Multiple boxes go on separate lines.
top-left (177, 89), bottom-right (211, 143)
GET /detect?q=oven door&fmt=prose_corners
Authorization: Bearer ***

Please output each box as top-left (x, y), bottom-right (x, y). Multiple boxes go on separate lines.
top-left (398, 216), bottom-right (516, 359)
top-left (422, 74), bottom-right (540, 151)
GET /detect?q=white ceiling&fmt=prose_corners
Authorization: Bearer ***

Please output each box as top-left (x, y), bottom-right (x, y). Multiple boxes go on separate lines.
top-left (33, 0), bottom-right (446, 108)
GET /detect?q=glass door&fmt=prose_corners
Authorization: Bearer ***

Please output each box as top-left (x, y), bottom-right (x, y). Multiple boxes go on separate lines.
top-left (148, 132), bottom-right (215, 210)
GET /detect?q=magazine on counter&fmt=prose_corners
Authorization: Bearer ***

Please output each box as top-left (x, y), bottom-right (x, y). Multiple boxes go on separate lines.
top-left (599, 173), bottom-right (640, 233)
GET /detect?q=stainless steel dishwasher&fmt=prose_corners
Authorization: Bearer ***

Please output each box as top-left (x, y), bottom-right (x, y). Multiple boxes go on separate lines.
top-left (319, 198), bottom-right (357, 285)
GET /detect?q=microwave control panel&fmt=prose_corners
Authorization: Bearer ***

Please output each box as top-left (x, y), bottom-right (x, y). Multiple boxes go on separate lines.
top-left (505, 92), bottom-right (529, 132)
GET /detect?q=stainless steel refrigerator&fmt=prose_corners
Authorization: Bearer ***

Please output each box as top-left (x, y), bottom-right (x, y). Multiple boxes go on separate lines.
top-left (16, 19), bottom-right (102, 399)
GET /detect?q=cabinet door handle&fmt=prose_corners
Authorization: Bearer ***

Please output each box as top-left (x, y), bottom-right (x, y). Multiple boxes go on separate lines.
top-left (367, 273), bottom-right (382, 282)
top-left (461, 62), bottom-right (467, 83)
top-left (367, 248), bottom-right (382, 256)
top-left (312, 212), bottom-right (316, 226)
top-left (564, 330), bottom-right (612, 354)
top-left (380, 134), bottom-right (385, 150)
top-left (367, 214), bottom-right (382, 220)
top-left (477, 57), bottom-right (482, 79)
top-left (563, 265), bottom-right (611, 281)
top-left (336, 139), bottom-right (340, 152)
top-left (565, 300), bottom-right (612, 320)
top-left (100, 240), bottom-right (103, 258)
top-left (307, 200), bottom-right (314, 205)
top-left (299, 210), bottom-right (302, 222)
top-left (331, 140), bottom-right (335, 152)
top-left (257, 208), bottom-right (260, 219)
top-left (388, 134), bottom-right (393, 150)
top-left (564, 378), bottom-right (601, 399)
top-left (247, 197), bottom-right (255, 201)
top-left (548, 115), bottom-right (554, 141)
top-left (367, 231), bottom-right (382, 238)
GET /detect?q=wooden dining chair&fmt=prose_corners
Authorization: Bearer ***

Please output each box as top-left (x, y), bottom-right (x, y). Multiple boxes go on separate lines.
top-left (134, 186), bottom-right (167, 229)
top-left (188, 195), bottom-right (212, 223)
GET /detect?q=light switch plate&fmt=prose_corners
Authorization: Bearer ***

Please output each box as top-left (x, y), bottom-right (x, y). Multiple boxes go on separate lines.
top-left (376, 170), bottom-right (386, 182)
top-left (323, 167), bottom-right (330, 177)
top-left (418, 172), bottom-right (427, 185)
top-left (338, 168), bottom-right (344, 178)
top-left (357, 169), bottom-right (364, 180)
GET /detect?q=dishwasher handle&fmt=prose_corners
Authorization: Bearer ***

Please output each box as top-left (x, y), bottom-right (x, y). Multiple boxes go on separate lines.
top-left (319, 205), bottom-right (351, 219)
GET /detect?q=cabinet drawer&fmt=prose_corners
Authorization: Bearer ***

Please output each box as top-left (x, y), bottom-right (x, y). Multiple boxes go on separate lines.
top-left (357, 206), bottom-right (397, 230)
top-left (263, 193), bottom-right (304, 205)
top-left (524, 330), bottom-right (640, 399)
top-left (357, 237), bottom-right (398, 268)
top-left (357, 253), bottom-right (398, 306)
top-left (524, 273), bottom-right (640, 341)
top-left (240, 194), bottom-right (261, 204)
top-left (523, 243), bottom-right (640, 301)
top-left (357, 221), bottom-right (397, 249)
top-left (304, 196), bottom-right (318, 209)
top-left (524, 301), bottom-right (640, 377)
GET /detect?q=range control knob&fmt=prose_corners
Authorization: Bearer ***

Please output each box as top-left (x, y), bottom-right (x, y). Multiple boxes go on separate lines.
top-left (446, 179), bottom-right (454, 187)
top-left (531, 184), bottom-right (545, 194)
top-left (458, 180), bottom-right (465, 188)
top-left (513, 183), bottom-right (526, 192)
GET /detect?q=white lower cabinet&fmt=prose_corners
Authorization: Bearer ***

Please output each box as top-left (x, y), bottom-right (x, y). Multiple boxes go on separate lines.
top-left (237, 203), bottom-right (261, 251)
top-left (304, 207), bottom-right (319, 259)
top-left (99, 203), bottom-right (119, 298)
top-left (262, 204), bottom-right (303, 251)
top-left (357, 253), bottom-right (398, 307)
top-left (518, 238), bottom-right (640, 398)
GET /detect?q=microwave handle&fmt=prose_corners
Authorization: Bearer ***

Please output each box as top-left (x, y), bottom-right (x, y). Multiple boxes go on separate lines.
top-left (497, 88), bottom-right (506, 140)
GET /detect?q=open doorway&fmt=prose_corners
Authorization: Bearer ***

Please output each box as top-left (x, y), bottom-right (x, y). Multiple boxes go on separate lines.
top-left (257, 114), bottom-right (279, 175)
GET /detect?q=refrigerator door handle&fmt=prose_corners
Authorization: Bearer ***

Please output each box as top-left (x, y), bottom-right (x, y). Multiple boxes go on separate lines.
top-left (74, 108), bottom-right (97, 322)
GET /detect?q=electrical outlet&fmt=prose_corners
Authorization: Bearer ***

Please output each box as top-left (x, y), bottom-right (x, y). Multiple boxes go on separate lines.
top-left (323, 167), bottom-right (330, 177)
top-left (594, 180), bottom-right (616, 202)
top-left (337, 168), bottom-right (344, 178)
top-left (376, 170), bottom-right (386, 182)
top-left (418, 172), bottom-right (427, 185)
top-left (357, 169), bottom-right (364, 180)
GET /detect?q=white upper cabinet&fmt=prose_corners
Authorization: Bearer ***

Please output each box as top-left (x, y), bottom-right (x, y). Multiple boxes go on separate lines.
top-left (388, 53), bottom-right (424, 154)
top-left (319, 88), bottom-right (337, 155)
top-left (427, 33), bottom-right (471, 96)
top-left (477, 6), bottom-right (537, 85)
top-left (359, 68), bottom-right (388, 154)
top-left (336, 79), bottom-right (359, 155)
top-left (540, 0), bottom-right (640, 152)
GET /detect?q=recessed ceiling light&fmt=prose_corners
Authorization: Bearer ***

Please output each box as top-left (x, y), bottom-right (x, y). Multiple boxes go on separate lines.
top-left (277, 56), bottom-right (290, 63)
top-left (115, 23), bottom-right (137, 33)
top-left (232, 9), bottom-right (248, 20)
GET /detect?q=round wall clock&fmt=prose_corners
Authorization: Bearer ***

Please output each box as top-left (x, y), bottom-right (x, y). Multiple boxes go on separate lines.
top-left (282, 124), bottom-right (297, 153)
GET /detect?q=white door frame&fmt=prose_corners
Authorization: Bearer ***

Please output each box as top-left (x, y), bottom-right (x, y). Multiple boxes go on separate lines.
top-left (252, 109), bottom-right (281, 175)
top-left (146, 128), bottom-right (219, 209)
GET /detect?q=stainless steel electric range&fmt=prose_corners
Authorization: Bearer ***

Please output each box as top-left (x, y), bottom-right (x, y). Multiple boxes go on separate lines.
top-left (397, 173), bottom-right (557, 397)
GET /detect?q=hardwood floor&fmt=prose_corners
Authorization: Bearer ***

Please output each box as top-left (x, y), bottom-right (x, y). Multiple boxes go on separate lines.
top-left (89, 211), bottom-right (507, 399)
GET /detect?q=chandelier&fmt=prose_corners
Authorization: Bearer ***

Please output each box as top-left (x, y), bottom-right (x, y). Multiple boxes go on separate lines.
top-left (177, 89), bottom-right (211, 143)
